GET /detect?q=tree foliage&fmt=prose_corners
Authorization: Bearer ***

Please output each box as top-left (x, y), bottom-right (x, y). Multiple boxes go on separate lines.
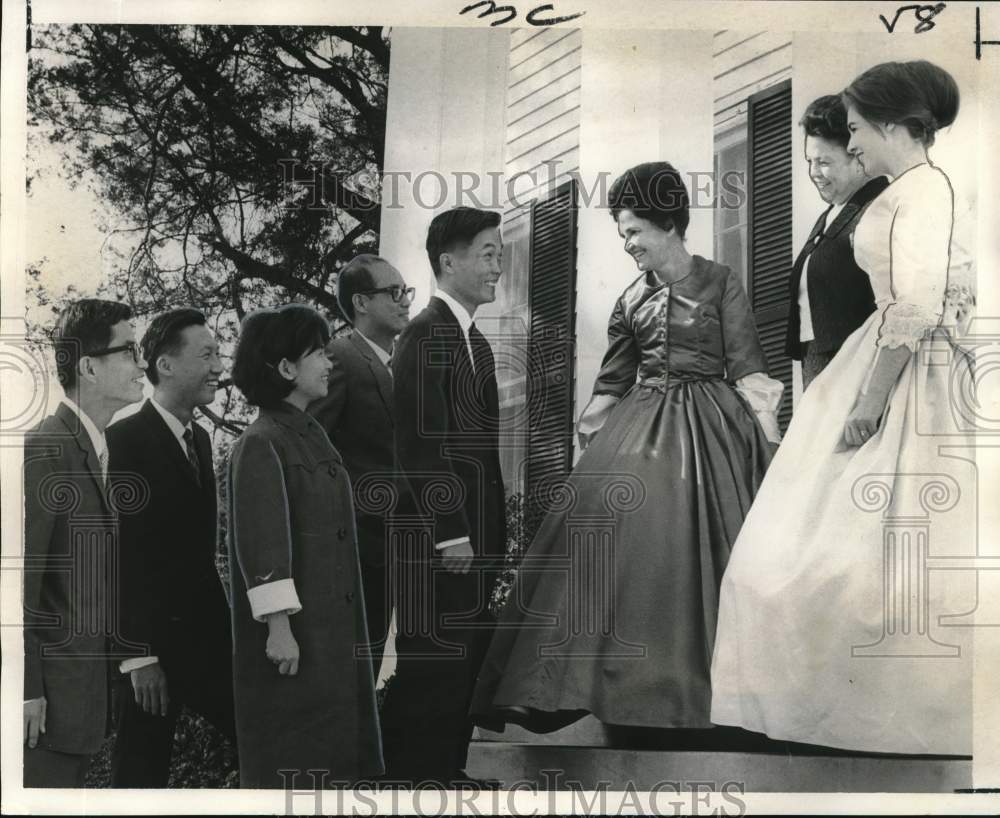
top-left (28, 24), bottom-right (389, 432)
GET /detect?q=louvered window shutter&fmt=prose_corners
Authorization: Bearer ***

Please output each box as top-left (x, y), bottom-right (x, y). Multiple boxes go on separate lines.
top-left (747, 79), bottom-right (794, 431)
top-left (525, 180), bottom-right (578, 512)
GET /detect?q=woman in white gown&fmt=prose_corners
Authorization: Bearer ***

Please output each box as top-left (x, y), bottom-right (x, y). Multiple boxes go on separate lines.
top-left (710, 60), bottom-right (976, 756)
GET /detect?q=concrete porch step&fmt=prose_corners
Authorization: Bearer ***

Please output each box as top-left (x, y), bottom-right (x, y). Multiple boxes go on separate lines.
top-left (466, 742), bottom-right (972, 792)
top-left (468, 717), bottom-right (972, 792)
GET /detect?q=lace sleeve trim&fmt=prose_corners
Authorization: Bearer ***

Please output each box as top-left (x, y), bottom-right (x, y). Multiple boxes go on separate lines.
top-left (876, 301), bottom-right (942, 351)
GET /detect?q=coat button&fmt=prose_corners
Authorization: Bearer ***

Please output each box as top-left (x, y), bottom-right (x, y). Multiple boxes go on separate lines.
top-left (346, 591), bottom-right (355, 602)
top-left (337, 528), bottom-right (347, 539)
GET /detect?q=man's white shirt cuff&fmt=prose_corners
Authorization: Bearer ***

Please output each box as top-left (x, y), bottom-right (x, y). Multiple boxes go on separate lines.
top-left (435, 536), bottom-right (471, 551)
top-left (120, 656), bottom-right (160, 673)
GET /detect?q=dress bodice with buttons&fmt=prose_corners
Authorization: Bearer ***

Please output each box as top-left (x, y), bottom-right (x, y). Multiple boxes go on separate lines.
top-left (592, 256), bottom-right (769, 396)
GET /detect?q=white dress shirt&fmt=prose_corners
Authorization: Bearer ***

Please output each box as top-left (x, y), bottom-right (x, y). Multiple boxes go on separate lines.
top-left (434, 289), bottom-right (477, 372)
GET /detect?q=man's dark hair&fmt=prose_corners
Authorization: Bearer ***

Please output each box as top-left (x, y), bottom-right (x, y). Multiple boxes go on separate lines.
top-left (141, 308), bottom-right (208, 386)
top-left (425, 207), bottom-right (502, 279)
top-left (232, 304), bottom-right (331, 409)
top-left (799, 95), bottom-right (851, 149)
top-left (337, 254), bottom-right (384, 323)
top-left (53, 298), bottom-right (133, 391)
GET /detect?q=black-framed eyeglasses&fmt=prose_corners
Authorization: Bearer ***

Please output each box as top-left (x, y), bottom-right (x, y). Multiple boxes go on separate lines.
top-left (88, 341), bottom-right (141, 363)
top-left (359, 286), bottom-right (416, 305)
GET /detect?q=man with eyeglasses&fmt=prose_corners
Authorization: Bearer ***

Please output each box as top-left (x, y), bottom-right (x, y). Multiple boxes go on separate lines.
top-left (309, 254), bottom-right (414, 684)
top-left (23, 298), bottom-right (146, 787)
top-left (106, 308), bottom-right (237, 787)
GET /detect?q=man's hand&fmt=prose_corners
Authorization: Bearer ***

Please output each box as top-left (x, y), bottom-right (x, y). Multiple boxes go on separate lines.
top-left (130, 662), bottom-right (170, 716)
top-left (265, 612), bottom-right (300, 676)
top-left (441, 540), bottom-right (474, 575)
top-left (24, 698), bottom-right (46, 748)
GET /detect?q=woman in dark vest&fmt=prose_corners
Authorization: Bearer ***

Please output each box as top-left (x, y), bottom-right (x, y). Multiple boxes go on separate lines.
top-left (227, 304), bottom-right (383, 788)
top-left (786, 95), bottom-right (888, 388)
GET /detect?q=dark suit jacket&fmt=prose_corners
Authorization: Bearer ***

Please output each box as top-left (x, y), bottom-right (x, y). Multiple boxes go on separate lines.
top-left (392, 297), bottom-right (506, 560)
top-left (106, 401), bottom-right (230, 675)
top-left (23, 402), bottom-right (117, 754)
top-left (785, 176), bottom-right (889, 360)
top-left (309, 331), bottom-right (396, 566)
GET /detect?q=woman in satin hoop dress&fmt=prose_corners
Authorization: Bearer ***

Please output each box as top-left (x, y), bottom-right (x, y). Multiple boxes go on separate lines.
top-left (710, 60), bottom-right (977, 756)
top-left (471, 161), bottom-right (784, 732)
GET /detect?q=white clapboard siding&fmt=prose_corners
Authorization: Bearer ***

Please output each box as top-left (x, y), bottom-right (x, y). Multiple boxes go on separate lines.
top-left (714, 30), bottom-right (792, 129)
top-left (503, 28), bottom-right (582, 212)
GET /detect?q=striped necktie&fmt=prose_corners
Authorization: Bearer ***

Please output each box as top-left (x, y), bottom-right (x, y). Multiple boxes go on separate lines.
top-left (183, 428), bottom-right (202, 488)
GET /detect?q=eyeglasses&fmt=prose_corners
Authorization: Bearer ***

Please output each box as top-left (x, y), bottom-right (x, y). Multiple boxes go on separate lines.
top-left (88, 341), bottom-right (141, 364)
top-left (359, 286), bottom-right (416, 305)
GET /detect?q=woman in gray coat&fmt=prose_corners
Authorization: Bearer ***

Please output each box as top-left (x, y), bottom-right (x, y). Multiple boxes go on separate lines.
top-left (228, 304), bottom-right (383, 788)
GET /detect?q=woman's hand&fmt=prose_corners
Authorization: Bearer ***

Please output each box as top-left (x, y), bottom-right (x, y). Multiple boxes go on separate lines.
top-left (843, 391), bottom-right (886, 448)
top-left (264, 612), bottom-right (300, 676)
top-left (843, 346), bottom-right (911, 448)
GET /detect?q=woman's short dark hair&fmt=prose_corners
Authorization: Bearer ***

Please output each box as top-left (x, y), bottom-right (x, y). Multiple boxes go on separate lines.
top-left (800, 95), bottom-right (851, 149)
top-left (425, 207), bottom-right (502, 279)
top-left (843, 60), bottom-right (959, 147)
top-left (52, 298), bottom-right (133, 391)
top-left (232, 304), bottom-right (331, 409)
top-left (337, 254), bottom-right (381, 323)
top-left (608, 162), bottom-right (690, 238)
top-left (141, 308), bottom-right (207, 386)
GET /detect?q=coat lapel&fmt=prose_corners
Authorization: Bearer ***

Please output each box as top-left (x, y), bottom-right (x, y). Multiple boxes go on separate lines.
top-left (349, 331), bottom-right (394, 418)
top-left (139, 401), bottom-right (204, 490)
top-left (429, 296), bottom-right (475, 373)
top-left (54, 402), bottom-right (110, 512)
top-left (823, 200), bottom-right (862, 241)
top-left (824, 176), bottom-right (890, 241)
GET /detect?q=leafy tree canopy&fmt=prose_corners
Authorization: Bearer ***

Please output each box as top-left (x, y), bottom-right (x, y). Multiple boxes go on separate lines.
top-left (28, 23), bottom-right (390, 435)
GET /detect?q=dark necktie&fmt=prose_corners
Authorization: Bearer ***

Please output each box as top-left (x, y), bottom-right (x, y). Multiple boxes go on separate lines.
top-left (183, 427), bottom-right (202, 488)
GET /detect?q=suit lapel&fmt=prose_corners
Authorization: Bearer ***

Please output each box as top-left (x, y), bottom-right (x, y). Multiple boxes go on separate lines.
top-left (823, 200), bottom-right (862, 241)
top-left (823, 177), bottom-right (890, 241)
top-left (429, 296), bottom-right (476, 373)
top-left (140, 401), bottom-right (203, 490)
top-left (349, 331), bottom-right (394, 418)
top-left (804, 206), bottom-right (831, 250)
top-left (54, 402), bottom-right (110, 512)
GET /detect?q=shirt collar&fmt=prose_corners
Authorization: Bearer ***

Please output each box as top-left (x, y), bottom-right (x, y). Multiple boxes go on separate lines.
top-left (355, 329), bottom-right (393, 366)
top-left (149, 396), bottom-right (192, 451)
top-left (824, 200), bottom-right (848, 228)
top-left (435, 289), bottom-right (476, 336)
top-left (59, 397), bottom-right (106, 459)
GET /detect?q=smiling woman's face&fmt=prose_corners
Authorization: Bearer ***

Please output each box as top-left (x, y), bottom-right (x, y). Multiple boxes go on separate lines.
top-left (616, 210), bottom-right (674, 274)
top-left (804, 135), bottom-right (866, 205)
top-left (845, 103), bottom-right (890, 177)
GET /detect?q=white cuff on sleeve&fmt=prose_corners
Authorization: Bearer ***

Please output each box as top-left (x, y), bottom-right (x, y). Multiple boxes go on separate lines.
top-left (120, 656), bottom-right (159, 674)
top-left (247, 578), bottom-right (302, 622)
top-left (435, 536), bottom-right (471, 551)
top-left (736, 372), bottom-right (784, 445)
